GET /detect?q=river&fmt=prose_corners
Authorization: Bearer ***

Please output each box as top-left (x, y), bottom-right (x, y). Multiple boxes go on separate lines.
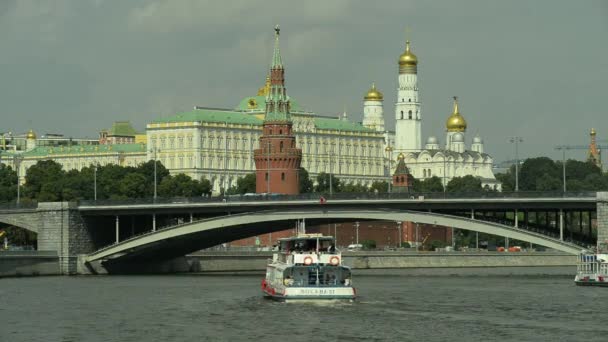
top-left (1, 269), bottom-right (606, 342)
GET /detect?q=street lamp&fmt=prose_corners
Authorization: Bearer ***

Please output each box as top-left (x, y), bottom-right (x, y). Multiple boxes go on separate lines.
top-left (385, 146), bottom-right (393, 193)
top-left (14, 155), bottom-right (23, 205)
top-left (150, 148), bottom-right (160, 199)
top-left (555, 146), bottom-right (567, 193)
top-left (354, 221), bottom-right (360, 245)
top-left (509, 137), bottom-right (523, 192)
top-left (93, 164), bottom-right (98, 201)
top-left (329, 142), bottom-right (335, 197)
top-left (396, 221), bottom-right (402, 247)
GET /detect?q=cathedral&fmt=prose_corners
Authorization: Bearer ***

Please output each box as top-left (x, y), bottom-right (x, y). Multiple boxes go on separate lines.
top-left (361, 40), bottom-right (501, 190)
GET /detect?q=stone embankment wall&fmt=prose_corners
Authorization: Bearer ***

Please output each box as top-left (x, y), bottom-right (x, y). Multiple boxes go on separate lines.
top-left (186, 252), bottom-right (576, 273)
top-left (598, 192), bottom-right (608, 252)
top-left (0, 251), bottom-right (59, 277)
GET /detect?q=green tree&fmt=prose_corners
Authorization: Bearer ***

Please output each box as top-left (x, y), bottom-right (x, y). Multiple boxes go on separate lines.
top-left (535, 173), bottom-right (561, 191)
top-left (118, 173), bottom-right (148, 199)
top-left (96, 164), bottom-right (131, 199)
top-left (158, 174), bottom-right (211, 197)
top-left (315, 172), bottom-right (341, 193)
top-left (0, 164), bottom-right (17, 202)
top-left (361, 239), bottom-right (376, 250)
top-left (341, 183), bottom-right (368, 193)
top-left (412, 176), bottom-right (444, 193)
top-left (519, 157), bottom-right (559, 191)
top-left (299, 168), bottom-right (313, 193)
top-left (446, 175), bottom-right (483, 193)
top-left (369, 181), bottom-right (388, 193)
top-left (226, 173), bottom-right (256, 195)
top-left (136, 160), bottom-right (170, 196)
top-left (23, 160), bottom-right (65, 201)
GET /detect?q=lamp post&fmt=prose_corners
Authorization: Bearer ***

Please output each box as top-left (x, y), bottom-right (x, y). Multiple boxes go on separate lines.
top-left (354, 221), bottom-right (359, 245)
top-left (14, 155), bottom-right (22, 205)
top-left (509, 137), bottom-right (523, 192)
top-left (93, 164), bottom-right (98, 201)
top-left (150, 148), bottom-right (160, 199)
top-left (385, 146), bottom-right (393, 193)
top-left (555, 146), bottom-right (567, 193)
top-left (396, 221), bottom-right (402, 247)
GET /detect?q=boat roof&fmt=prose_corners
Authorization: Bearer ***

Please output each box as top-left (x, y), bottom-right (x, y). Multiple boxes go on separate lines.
top-left (278, 234), bottom-right (334, 242)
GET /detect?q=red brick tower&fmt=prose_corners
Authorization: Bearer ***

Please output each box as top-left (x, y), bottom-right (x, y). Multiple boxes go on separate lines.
top-left (254, 26), bottom-right (302, 194)
top-left (392, 153), bottom-right (412, 192)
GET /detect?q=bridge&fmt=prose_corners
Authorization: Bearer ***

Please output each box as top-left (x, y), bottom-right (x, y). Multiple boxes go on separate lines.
top-left (0, 192), bottom-right (606, 274)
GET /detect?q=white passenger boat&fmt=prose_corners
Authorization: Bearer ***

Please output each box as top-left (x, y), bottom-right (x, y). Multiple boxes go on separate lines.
top-left (261, 233), bottom-right (356, 301)
top-left (574, 253), bottom-right (608, 286)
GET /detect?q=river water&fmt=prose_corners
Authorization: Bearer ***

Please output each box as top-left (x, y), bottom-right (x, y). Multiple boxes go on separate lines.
top-left (1, 270), bottom-right (606, 342)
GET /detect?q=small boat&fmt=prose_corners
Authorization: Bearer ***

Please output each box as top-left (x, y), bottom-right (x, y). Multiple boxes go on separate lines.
top-left (574, 253), bottom-right (608, 286)
top-left (261, 233), bottom-right (356, 301)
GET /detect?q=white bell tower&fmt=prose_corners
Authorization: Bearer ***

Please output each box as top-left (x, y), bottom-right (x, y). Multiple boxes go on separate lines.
top-left (394, 40), bottom-right (421, 153)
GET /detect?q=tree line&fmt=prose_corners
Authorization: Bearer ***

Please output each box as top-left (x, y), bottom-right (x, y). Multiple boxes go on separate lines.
top-left (0, 157), bottom-right (605, 203)
top-left (0, 160), bottom-right (211, 203)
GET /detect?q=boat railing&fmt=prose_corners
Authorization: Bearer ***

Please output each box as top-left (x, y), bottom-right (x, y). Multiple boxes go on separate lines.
top-left (577, 254), bottom-right (600, 274)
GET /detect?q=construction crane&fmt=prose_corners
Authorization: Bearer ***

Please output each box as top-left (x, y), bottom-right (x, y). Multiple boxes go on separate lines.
top-left (554, 140), bottom-right (608, 192)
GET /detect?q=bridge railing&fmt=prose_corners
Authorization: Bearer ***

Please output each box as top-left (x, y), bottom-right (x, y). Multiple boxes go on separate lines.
top-left (77, 191), bottom-right (597, 206)
top-left (0, 201), bottom-right (38, 210)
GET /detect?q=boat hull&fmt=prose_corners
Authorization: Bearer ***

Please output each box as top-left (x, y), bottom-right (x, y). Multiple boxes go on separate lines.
top-left (262, 285), bottom-right (356, 301)
top-left (574, 274), bottom-right (608, 287)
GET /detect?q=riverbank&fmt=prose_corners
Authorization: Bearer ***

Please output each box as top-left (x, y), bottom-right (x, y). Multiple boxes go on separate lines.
top-left (1, 251), bottom-right (577, 277)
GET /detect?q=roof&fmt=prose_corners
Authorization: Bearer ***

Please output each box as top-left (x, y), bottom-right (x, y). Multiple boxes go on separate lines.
top-left (104, 121), bottom-right (140, 136)
top-left (313, 117), bottom-right (375, 133)
top-left (152, 109), bottom-right (263, 126)
top-left (153, 108), bottom-right (376, 133)
top-left (406, 149), bottom-right (491, 160)
top-left (393, 158), bottom-right (411, 176)
top-left (17, 143), bottom-right (147, 157)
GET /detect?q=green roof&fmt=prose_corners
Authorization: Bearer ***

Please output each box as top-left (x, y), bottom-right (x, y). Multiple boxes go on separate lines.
top-left (235, 95), bottom-right (304, 113)
top-left (153, 109), bottom-right (263, 126)
top-left (105, 121), bottom-right (139, 136)
top-left (152, 108), bottom-right (375, 133)
top-left (313, 117), bottom-right (375, 133)
top-left (18, 143), bottom-right (147, 157)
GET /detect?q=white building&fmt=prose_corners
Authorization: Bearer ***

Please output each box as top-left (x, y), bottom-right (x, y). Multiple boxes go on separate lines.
top-left (359, 40), bottom-right (501, 190)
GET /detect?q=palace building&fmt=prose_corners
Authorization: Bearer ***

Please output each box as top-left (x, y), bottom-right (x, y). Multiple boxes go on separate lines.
top-left (1, 28), bottom-right (501, 192)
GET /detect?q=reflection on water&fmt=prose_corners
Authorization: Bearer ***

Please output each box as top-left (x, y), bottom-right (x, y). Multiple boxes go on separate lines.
top-left (1, 269), bottom-right (607, 342)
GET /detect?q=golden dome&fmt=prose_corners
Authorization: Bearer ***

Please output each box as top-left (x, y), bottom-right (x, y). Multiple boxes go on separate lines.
top-left (257, 75), bottom-right (271, 96)
top-left (26, 129), bottom-right (36, 140)
top-left (364, 83), bottom-right (383, 101)
top-left (446, 97), bottom-right (467, 132)
top-left (398, 41), bottom-right (418, 66)
top-left (590, 128), bottom-right (597, 136)
top-left (397, 152), bottom-right (405, 160)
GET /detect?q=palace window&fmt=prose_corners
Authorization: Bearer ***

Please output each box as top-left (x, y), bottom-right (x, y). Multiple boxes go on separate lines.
top-left (400, 111), bottom-right (404, 119)
top-left (281, 173), bottom-right (285, 181)
top-left (265, 172), bottom-right (269, 181)
top-left (280, 141), bottom-right (284, 152)
top-left (408, 110), bottom-right (412, 119)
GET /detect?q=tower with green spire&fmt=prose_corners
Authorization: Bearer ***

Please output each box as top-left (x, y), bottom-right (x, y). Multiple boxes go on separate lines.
top-left (254, 26), bottom-right (302, 194)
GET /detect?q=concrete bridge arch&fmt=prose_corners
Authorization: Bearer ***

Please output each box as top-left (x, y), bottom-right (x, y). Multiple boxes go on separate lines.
top-left (86, 209), bottom-right (585, 266)
top-left (0, 210), bottom-right (39, 233)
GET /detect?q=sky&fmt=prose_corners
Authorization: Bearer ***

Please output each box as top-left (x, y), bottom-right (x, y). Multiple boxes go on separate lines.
top-left (1, 0), bottom-right (607, 163)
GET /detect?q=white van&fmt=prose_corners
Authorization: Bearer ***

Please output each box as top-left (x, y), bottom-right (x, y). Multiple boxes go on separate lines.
top-left (347, 244), bottom-right (363, 251)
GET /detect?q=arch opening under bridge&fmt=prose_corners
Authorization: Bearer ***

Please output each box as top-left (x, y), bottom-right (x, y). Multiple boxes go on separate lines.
top-left (86, 208), bottom-right (586, 267)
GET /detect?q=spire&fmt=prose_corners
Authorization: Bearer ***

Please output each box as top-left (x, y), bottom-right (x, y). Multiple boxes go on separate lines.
top-left (452, 96), bottom-right (459, 114)
top-left (265, 25), bottom-right (290, 122)
top-left (272, 25), bottom-right (282, 68)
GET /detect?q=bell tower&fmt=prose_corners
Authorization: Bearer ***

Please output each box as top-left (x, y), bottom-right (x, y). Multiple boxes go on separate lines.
top-left (394, 40), bottom-right (421, 153)
top-left (253, 26), bottom-right (302, 194)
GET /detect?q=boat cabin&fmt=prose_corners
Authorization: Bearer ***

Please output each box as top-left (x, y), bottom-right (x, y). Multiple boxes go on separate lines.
top-left (274, 234), bottom-right (340, 265)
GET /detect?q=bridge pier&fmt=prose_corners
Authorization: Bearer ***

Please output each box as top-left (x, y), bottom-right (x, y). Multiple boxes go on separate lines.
top-left (598, 192), bottom-right (608, 252)
top-left (115, 216), bottom-right (120, 244)
top-left (35, 202), bottom-right (96, 275)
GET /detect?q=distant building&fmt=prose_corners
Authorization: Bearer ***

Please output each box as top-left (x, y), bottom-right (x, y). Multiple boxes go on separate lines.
top-left (99, 121), bottom-right (145, 145)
